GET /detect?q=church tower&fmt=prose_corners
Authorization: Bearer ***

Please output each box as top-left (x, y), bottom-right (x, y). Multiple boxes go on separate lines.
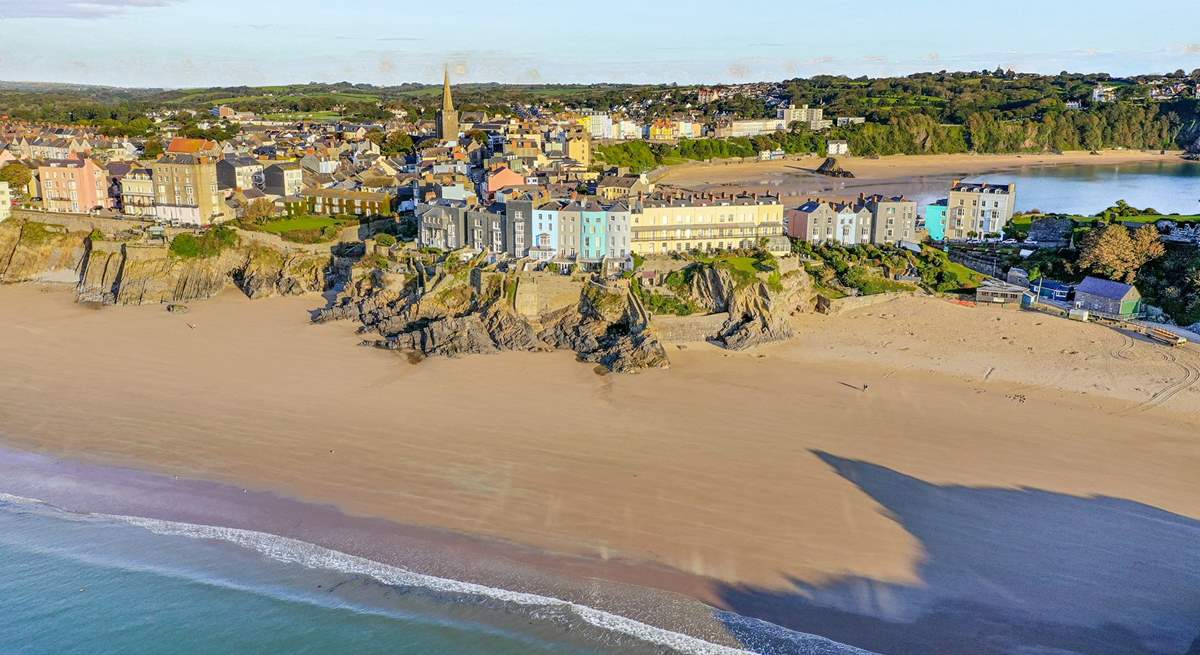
top-left (436, 67), bottom-right (459, 141)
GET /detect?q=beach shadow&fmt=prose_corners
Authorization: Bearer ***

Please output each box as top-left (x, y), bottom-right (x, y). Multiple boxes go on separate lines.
top-left (716, 452), bottom-right (1200, 655)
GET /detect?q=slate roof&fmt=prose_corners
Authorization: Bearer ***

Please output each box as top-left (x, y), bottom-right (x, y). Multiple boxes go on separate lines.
top-left (1076, 276), bottom-right (1139, 301)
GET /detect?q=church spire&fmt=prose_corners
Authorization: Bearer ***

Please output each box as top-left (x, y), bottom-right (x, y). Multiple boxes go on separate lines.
top-left (442, 66), bottom-right (454, 113)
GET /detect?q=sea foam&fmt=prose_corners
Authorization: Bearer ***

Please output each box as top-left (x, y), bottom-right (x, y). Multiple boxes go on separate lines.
top-left (0, 493), bottom-right (873, 655)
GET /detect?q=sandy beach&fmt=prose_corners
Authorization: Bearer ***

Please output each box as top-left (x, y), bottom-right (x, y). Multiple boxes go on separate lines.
top-left (657, 150), bottom-right (1186, 206)
top-left (1, 284), bottom-right (1198, 653)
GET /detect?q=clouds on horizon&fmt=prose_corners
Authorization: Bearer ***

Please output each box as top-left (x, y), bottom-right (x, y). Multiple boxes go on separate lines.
top-left (0, 0), bottom-right (178, 19)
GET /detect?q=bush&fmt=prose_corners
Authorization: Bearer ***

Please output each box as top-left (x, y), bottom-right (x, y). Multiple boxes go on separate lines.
top-left (374, 233), bottom-right (397, 247)
top-left (170, 226), bottom-right (238, 259)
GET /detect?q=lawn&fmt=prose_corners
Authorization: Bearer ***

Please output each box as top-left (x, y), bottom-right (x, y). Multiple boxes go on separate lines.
top-left (944, 260), bottom-right (985, 288)
top-left (697, 252), bottom-right (778, 288)
top-left (1012, 213), bottom-right (1200, 227)
top-left (254, 216), bottom-right (360, 243)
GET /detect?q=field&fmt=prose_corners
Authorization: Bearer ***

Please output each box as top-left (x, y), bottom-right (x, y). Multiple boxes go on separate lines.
top-left (260, 111), bottom-right (343, 122)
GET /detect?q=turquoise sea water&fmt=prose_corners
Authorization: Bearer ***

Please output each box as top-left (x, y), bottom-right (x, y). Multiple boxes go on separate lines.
top-left (969, 161), bottom-right (1200, 215)
top-left (0, 494), bottom-right (872, 655)
top-left (0, 497), bottom-right (609, 655)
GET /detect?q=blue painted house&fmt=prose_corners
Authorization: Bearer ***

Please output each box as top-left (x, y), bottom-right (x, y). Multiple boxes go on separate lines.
top-left (924, 199), bottom-right (948, 241)
top-left (1030, 278), bottom-right (1072, 302)
top-left (580, 202), bottom-right (608, 264)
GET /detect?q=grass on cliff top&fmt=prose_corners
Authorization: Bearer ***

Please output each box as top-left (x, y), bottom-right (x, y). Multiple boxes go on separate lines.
top-left (696, 251), bottom-right (779, 289)
top-left (251, 215), bottom-right (360, 244)
top-left (170, 226), bottom-right (238, 259)
top-left (19, 221), bottom-right (66, 245)
top-left (1011, 213), bottom-right (1200, 227)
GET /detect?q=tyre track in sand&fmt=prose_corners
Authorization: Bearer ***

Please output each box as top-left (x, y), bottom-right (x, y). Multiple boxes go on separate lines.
top-left (1123, 348), bottom-right (1200, 415)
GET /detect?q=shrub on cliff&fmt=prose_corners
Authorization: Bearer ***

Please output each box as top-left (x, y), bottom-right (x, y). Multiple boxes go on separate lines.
top-left (170, 226), bottom-right (238, 259)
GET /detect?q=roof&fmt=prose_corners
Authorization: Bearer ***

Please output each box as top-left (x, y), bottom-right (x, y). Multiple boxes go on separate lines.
top-left (1076, 276), bottom-right (1139, 301)
top-left (951, 181), bottom-right (1013, 195)
top-left (306, 188), bottom-right (391, 202)
top-left (221, 155), bottom-right (261, 168)
top-left (167, 137), bottom-right (219, 154)
top-left (155, 153), bottom-right (204, 165)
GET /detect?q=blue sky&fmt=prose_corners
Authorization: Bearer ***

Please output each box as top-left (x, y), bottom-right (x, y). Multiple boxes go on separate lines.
top-left (1, 0), bottom-right (1198, 88)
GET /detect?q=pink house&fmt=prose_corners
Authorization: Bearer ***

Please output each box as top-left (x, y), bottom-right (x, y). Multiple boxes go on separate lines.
top-left (38, 156), bottom-right (111, 213)
top-left (485, 166), bottom-right (524, 197)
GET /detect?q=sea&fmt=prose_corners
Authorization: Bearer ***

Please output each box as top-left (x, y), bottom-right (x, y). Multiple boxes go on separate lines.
top-left (0, 493), bottom-right (872, 655)
top-left (968, 160), bottom-right (1200, 215)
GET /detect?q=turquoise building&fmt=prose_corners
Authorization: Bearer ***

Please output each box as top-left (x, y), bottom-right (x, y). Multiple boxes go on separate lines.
top-left (580, 203), bottom-right (608, 263)
top-left (924, 199), bottom-right (948, 241)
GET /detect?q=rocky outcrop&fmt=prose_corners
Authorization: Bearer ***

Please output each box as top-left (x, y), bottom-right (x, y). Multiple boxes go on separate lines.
top-left (713, 281), bottom-right (794, 350)
top-left (711, 268), bottom-right (815, 350)
top-left (109, 244), bottom-right (235, 305)
top-left (73, 235), bottom-right (333, 305)
top-left (375, 305), bottom-right (551, 358)
top-left (235, 246), bottom-right (329, 300)
top-left (324, 264), bottom-right (668, 373)
top-left (538, 284), bottom-right (668, 371)
top-left (0, 220), bottom-right (89, 284)
top-left (688, 266), bottom-right (735, 313)
top-left (816, 157), bottom-right (854, 178)
top-left (77, 240), bottom-right (126, 302)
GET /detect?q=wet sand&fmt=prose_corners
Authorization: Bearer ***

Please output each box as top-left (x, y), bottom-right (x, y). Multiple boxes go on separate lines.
top-left (1, 284), bottom-right (1197, 654)
top-left (657, 150), bottom-right (1184, 205)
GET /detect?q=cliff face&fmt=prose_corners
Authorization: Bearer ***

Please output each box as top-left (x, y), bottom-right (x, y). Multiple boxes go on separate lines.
top-left (109, 245), bottom-right (242, 305)
top-left (665, 261), bottom-right (816, 350)
top-left (1, 219), bottom-right (330, 305)
top-left (318, 264), bottom-right (669, 373)
top-left (0, 220), bottom-right (89, 284)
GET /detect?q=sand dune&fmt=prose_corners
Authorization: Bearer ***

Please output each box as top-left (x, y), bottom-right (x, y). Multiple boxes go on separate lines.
top-left (1, 285), bottom-right (1198, 652)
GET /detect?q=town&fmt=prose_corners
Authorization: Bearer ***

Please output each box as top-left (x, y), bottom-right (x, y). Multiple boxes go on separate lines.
top-left (3, 68), bottom-right (1200, 352)
top-left (3, 2), bottom-right (1200, 653)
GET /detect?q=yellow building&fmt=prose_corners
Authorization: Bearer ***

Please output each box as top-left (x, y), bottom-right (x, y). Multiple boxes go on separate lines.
top-left (648, 119), bottom-right (675, 141)
top-left (564, 125), bottom-right (591, 167)
top-left (630, 193), bottom-right (785, 255)
top-left (151, 153), bottom-right (225, 226)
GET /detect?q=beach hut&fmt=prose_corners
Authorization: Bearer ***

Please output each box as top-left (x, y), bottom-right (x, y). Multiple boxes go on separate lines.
top-left (1074, 276), bottom-right (1142, 319)
top-left (975, 279), bottom-right (1026, 305)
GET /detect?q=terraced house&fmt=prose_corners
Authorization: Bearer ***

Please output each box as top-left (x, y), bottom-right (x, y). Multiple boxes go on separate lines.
top-left (788, 195), bottom-right (917, 246)
top-left (151, 153), bottom-right (224, 226)
top-left (946, 180), bottom-right (1016, 240)
top-left (630, 192), bottom-right (785, 255)
top-left (37, 157), bottom-right (109, 214)
top-left (303, 188), bottom-right (391, 216)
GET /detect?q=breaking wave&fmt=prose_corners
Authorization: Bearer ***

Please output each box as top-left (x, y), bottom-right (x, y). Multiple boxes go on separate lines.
top-left (0, 493), bottom-right (873, 655)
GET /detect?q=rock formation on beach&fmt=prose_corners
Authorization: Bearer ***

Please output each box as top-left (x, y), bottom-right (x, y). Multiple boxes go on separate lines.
top-left (0, 219), bottom-right (332, 305)
top-left (2, 217), bottom-right (807, 372)
top-left (315, 253), bottom-right (669, 372)
top-left (815, 157), bottom-right (855, 178)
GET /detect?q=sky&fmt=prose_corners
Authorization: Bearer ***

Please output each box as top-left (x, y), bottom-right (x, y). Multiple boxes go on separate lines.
top-left (0, 0), bottom-right (1198, 88)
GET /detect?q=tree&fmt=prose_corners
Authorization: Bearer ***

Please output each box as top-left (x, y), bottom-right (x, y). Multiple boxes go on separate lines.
top-left (142, 138), bottom-right (163, 158)
top-left (243, 198), bottom-right (276, 224)
top-left (0, 163), bottom-right (31, 191)
top-left (384, 131), bottom-right (414, 156)
top-left (1077, 224), bottom-right (1165, 283)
